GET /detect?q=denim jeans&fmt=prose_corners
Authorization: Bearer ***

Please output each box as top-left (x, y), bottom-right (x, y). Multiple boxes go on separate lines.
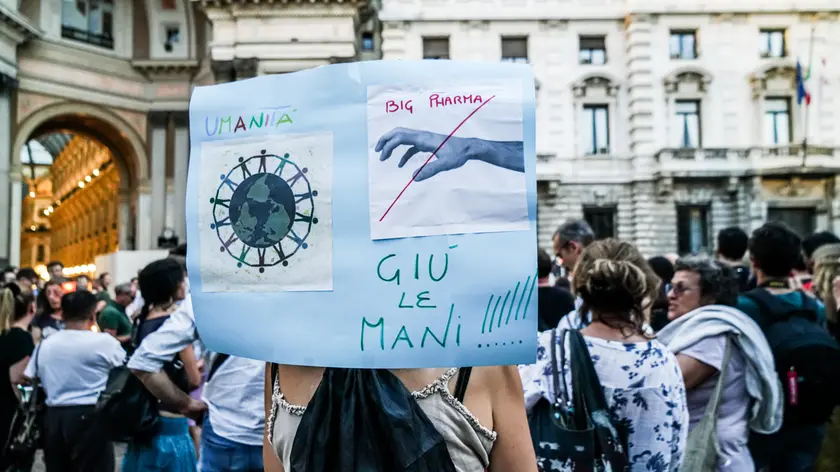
top-left (198, 414), bottom-right (263, 472)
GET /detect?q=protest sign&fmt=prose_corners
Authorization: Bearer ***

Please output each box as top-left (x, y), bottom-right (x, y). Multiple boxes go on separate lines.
top-left (187, 60), bottom-right (537, 368)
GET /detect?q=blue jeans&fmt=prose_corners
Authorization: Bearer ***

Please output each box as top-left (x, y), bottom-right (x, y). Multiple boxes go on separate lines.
top-left (123, 416), bottom-right (197, 472)
top-left (199, 415), bottom-right (263, 472)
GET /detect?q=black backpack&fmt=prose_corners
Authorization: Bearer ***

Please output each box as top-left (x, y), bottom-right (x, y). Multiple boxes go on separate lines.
top-left (742, 289), bottom-right (840, 425)
top-left (95, 365), bottom-right (160, 443)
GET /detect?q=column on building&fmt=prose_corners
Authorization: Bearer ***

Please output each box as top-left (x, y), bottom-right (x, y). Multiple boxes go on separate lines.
top-left (0, 74), bottom-right (15, 266)
top-left (172, 112), bottom-right (189, 243)
top-left (624, 14), bottom-right (658, 256)
top-left (149, 112), bottom-right (168, 247)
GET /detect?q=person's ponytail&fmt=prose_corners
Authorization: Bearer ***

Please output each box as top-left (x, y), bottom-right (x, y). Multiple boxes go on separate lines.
top-left (0, 288), bottom-right (14, 333)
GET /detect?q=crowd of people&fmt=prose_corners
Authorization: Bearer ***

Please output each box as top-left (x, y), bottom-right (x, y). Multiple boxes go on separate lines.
top-left (0, 220), bottom-right (839, 472)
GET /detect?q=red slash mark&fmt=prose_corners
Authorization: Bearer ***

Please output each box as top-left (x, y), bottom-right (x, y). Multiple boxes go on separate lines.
top-left (378, 95), bottom-right (497, 222)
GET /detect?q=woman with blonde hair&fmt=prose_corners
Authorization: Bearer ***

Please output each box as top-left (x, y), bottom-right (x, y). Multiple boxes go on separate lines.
top-left (812, 243), bottom-right (840, 336)
top-left (0, 283), bottom-right (38, 469)
top-left (521, 238), bottom-right (688, 471)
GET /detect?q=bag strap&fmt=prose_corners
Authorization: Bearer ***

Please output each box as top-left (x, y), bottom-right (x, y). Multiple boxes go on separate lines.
top-left (568, 330), bottom-right (610, 417)
top-left (453, 367), bottom-right (472, 403)
top-left (207, 353), bottom-right (230, 383)
top-left (704, 337), bottom-right (733, 420)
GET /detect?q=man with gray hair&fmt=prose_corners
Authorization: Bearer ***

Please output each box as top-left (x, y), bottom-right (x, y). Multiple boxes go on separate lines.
top-left (553, 219), bottom-right (596, 273)
top-left (97, 282), bottom-right (135, 350)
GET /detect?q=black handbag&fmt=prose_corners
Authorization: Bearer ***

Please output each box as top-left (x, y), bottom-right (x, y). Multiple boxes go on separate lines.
top-left (3, 341), bottom-right (47, 469)
top-left (529, 329), bottom-right (630, 472)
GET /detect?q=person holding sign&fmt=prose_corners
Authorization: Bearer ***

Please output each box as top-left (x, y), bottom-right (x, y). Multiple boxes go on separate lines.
top-left (265, 364), bottom-right (537, 472)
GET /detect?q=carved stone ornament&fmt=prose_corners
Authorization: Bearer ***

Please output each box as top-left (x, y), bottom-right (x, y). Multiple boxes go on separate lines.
top-left (656, 177), bottom-right (674, 197)
top-left (664, 70), bottom-right (712, 94)
top-left (750, 64), bottom-right (796, 97)
top-left (460, 20), bottom-right (489, 31)
top-left (777, 178), bottom-right (809, 198)
top-left (538, 19), bottom-right (568, 32)
top-left (573, 76), bottom-right (619, 98)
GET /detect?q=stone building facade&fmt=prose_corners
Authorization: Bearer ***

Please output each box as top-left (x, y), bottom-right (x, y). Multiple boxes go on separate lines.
top-left (0, 0), bottom-right (376, 273)
top-left (2, 0), bottom-right (840, 271)
top-left (380, 0), bottom-right (840, 256)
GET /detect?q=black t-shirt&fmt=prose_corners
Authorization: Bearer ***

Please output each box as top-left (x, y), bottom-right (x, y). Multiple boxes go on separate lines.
top-left (0, 328), bottom-right (35, 453)
top-left (538, 285), bottom-right (576, 332)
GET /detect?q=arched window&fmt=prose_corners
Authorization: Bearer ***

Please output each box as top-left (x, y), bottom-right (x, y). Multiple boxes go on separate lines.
top-left (663, 67), bottom-right (712, 149)
top-left (750, 61), bottom-right (799, 147)
top-left (572, 74), bottom-right (620, 157)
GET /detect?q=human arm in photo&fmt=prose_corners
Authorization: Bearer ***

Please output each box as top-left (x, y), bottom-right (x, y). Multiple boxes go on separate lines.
top-left (127, 308), bottom-right (206, 419)
top-left (486, 365), bottom-right (539, 472)
top-left (376, 127), bottom-right (524, 182)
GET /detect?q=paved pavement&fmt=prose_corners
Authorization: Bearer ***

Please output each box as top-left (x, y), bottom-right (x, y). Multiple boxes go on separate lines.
top-left (32, 442), bottom-right (127, 471)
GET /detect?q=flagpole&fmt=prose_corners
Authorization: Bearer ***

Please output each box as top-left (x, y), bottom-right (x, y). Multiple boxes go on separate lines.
top-left (801, 25), bottom-right (816, 169)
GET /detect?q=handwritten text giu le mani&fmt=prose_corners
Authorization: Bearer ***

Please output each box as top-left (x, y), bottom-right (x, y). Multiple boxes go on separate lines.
top-left (385, 93), bottom-right (486, 115)
top-left (360, 251), bottom-right (461, 352)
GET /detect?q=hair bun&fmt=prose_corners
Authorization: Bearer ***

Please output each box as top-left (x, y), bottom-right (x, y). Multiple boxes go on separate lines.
top-left (4, 283), bottom-right (21, 298)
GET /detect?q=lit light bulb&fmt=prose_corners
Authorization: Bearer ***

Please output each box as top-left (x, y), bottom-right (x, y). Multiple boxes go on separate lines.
top-left (29, 191), bottom-right (35, 198)
top-left (30, 226), bottom-right (36, 231)
top-left (47, 206), bottom-right (53, 212)
top-left (85, 175), bottom-right (91, 182)
top-left (78, 181), bottom-right (85, 188)
top-left (92, 169), bottom-right (100, 176)
top-left (43, 210), bottom-right (49, 216)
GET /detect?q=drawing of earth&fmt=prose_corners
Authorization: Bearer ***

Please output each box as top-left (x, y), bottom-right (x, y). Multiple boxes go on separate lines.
top-left (229, 173), bottom-right (296, 248)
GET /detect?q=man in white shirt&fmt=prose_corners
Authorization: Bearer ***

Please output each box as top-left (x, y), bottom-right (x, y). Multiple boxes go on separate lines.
top-left (26, 291), bottom-right (125, 472)
top-left (128, 295), bottom-right (266, 471)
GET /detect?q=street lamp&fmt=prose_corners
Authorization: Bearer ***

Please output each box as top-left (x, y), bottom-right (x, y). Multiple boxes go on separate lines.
top-left (158, 227), bottom-right (179, 250)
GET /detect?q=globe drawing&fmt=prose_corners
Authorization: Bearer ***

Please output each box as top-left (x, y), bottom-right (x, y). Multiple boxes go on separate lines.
top-left (229, 173), bottom-right (295, 248)
top-left (210, 150), bottom-right (318, 272)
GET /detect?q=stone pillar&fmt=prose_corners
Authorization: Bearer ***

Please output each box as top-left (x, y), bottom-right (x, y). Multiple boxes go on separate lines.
top-left (832, 176), bottom-right (840, 236)
top-left (0, 73), bottom-right (14, 266)
top-left (149, 112), bottom-right (168, 245)
top-left (135, 182), bottom-right (153, 250)
top-left (747, 176), bottom-right (767, 232)
top-left (172, 112), bottom-right (189, 243)
top-left (381, 22), bottom-right (408, 60)
top-left (624, 14), bottom-right (657, 255)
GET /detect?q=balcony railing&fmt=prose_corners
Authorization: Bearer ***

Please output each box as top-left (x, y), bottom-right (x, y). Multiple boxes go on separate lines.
top-left (656, 145), bottom-right (840, 175)
top-left (61, 26), bottom-right (114, 49)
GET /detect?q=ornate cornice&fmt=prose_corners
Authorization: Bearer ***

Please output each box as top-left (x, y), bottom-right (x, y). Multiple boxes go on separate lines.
top-left (0, 72), bottom-right (18, 93)
top-left (0, 5), bottom-right (41, 43)
top-left (132, 59), bottom-right (200, 78)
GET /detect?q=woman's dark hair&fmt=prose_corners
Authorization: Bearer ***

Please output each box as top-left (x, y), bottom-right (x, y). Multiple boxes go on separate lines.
top-left (36, 280), bottom-right (61, 318)
top-left (673, 256), bottom-right (739, 307)
top-left (573, 238), bottom-right (660, 337)
top-left (138, 258), bottom-right (185, 321)
top-left (0, 283), bottom-right (35, 332)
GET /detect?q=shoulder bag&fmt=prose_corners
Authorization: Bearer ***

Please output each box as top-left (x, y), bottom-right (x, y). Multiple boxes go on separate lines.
top-left (3, 341), bottom-right (47, 470)
top-left (532, 328), bottom-right (630, 472)
top-left (681, 337), bottom-right (733, 472)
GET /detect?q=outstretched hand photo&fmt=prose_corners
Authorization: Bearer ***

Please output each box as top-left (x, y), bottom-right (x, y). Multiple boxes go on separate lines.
top-left (375, 127), bottom-right (525, 182)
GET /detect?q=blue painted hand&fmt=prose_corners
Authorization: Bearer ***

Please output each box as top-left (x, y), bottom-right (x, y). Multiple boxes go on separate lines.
top-left (375, 127), bottom-right (525, 182)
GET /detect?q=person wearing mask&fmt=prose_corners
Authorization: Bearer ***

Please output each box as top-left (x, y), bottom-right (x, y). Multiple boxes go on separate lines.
top-left (521, 239), bottom-right (688, 471)
top-left (122, 259), bottom-right (201, 472)
top-left (0, 283), bottom-right (36, 470)
top-left (657, 257), bottom-right (782, 471)
top-left (46, 261), bottom-right (64, 282)
top-left (32, 280), bottom-right (64, 343)
top-left (24, 291), bottom-right (125, 471)
top-left (97, 283), bottom-right (135, 351)
top-left (737, 222), bottom-right (829, 471)
top-left (537, 249), bottom-right (575, 331)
